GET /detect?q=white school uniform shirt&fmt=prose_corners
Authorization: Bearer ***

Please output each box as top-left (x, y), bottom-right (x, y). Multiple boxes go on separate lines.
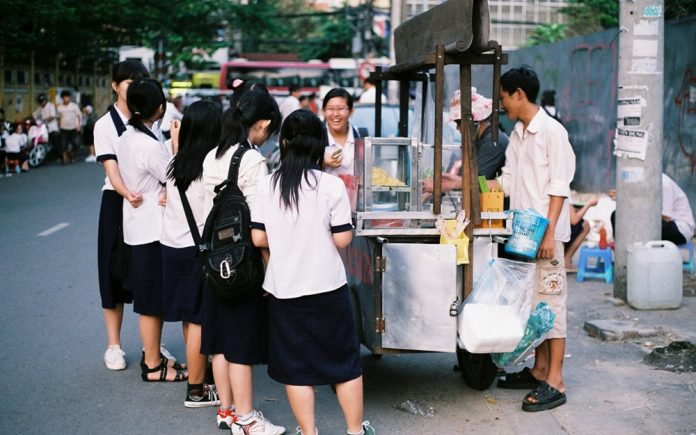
top-left (251, 169), bottom-right (353, 299)
top-left (94, 104), bottom-right (129, 191)
top-left (323, 124), bottom-right (356, 176)
top-left (501, 108), bottom-right (576, 242)
top-left (161, 178), bottom-right (206, 248)
top-left (5, 133), bottom-right (27, 153)
top-left (662, 173), bottom-right (695, 241)
top-left (116, 126), bottom-right (172, 246)
top-left (202, 143), bottom-right (268, 218)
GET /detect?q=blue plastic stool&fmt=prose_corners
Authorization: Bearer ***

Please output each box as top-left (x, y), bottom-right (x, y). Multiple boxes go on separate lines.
top-left (678, 240), bottom-right (695, 274)
top-left (576, 246), bottom-right (613, 283)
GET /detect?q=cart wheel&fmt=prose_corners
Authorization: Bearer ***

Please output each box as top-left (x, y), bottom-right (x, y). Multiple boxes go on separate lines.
top-left (456, 346), bottom-right (497, 391)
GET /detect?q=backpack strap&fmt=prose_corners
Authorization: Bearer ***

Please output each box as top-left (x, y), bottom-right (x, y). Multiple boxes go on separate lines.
top-left (108, 105), bottom-right (127, 137)
top-left (214, 143), bottom-right (251, 195)
top-left (177, 184), bottom-right (203, 251)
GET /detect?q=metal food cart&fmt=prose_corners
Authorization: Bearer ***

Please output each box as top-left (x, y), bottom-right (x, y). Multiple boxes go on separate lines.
top-left (340, 0), bottom-right (511, 390)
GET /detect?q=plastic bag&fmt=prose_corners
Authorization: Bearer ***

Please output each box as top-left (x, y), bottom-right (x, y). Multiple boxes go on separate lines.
top-left (457, 257), bottom-right (536, 353)
top-left (492, 302), bottom-right (555, 368)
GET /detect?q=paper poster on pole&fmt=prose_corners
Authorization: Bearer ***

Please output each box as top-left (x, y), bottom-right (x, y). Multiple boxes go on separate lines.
top-left (634, 20), bottom-right (659, 36)
top-left (615, 128), bottom-right (648, 160)
top-left (632, 40), bottom-right (658, 58)
top-left (617, 97), bottom-right (643, 126)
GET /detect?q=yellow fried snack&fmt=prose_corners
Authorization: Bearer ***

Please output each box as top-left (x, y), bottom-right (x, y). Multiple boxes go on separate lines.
top-left (372, 167), bottom-right (406, 187)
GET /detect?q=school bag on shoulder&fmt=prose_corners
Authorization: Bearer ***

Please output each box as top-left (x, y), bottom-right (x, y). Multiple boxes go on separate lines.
top-left (178, 145), bottom-right (264, 302)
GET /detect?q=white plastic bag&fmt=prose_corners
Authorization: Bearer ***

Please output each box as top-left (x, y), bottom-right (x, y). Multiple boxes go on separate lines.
top-left (457, 257), bottom-right (536, 353)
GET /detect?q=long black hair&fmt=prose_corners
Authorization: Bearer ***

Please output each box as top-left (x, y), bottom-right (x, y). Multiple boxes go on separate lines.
top-left (271, 109), bottom-right (325, 211)
top-left (216, 81), bottom-right (280, 159)
top-left (167, 100), bottom-right (222, 191)
top-left (126, 78), bottom-right (166, 135)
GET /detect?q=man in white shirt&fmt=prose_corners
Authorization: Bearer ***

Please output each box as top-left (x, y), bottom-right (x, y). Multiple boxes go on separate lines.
top-left (358, 77), bottom-right (377, 103)
top-left (33, 94), bottom-right (60, 159)
top-left (279, 84), bottom-right (301, 120)
top-left (494, 66), bottom-right (575, 413)
top-left (660, 173), bottom-right (695, 245)
top-left (56, 90), bottom-right (82, 164)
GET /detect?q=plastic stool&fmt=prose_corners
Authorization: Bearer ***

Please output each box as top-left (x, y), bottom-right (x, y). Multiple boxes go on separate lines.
top-left (678, 240), bottom-right (695, 274)
top-left (576, 246), bottom-right (613, 283)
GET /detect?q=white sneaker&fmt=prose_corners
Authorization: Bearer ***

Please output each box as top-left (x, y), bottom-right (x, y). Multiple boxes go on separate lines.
top-left (217, 407), bottom-right (235, 429)
top-left (85, 155), bottom-right (97, 163)
top-left (159, 345), bottom-right (177, 362)
top-left (104, 345), bottom-right (126, 370)
top-left (232, 410), bottom-right (285, 435)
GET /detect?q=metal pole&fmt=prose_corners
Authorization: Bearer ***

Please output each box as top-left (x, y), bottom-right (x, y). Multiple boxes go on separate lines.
top-left (614, 0), bottom-right (664, 301)
top-left (433, 44), bottom-right (445, 215)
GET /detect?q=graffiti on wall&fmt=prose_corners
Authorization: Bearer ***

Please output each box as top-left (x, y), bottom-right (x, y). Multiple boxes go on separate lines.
top-left (674, 68), bottom-right (696, 172)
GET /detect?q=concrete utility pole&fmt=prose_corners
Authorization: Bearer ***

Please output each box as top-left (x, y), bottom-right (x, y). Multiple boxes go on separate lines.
top-left (614, 0), bottom-right (664, 300)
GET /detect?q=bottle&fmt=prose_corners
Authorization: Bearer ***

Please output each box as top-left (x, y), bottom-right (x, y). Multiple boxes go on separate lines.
top-left (599, 225), bottom-right (608, 249)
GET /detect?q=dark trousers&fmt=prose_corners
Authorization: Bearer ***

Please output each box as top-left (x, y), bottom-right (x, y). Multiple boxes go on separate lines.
top-left (60, 129), bottom-right (80, 154)
top-left (611, 211), bottom-right (687, 245)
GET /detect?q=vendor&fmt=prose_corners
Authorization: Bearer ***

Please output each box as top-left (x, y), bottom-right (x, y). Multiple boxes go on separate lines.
top-left (423, 87), bottom-right (508, 194)
top-left (322, 88), bottom-right (361, 176)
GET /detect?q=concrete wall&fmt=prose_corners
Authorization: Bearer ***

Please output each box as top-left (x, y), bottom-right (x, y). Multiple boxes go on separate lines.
top-left (453, 16), bottom-right (696, 204)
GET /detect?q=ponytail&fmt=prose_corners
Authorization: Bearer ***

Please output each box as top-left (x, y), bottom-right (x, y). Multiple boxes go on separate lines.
top-left (126, 78), bottom-right (166, 135)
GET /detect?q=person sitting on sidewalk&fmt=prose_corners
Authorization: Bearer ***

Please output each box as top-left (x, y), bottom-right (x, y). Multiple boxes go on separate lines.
top-left (564, 196), bottom-right (598, 272)
top-left (493, 66), bottom-right (576, 412)
top-left (5, 122), bottom-right (30, 173)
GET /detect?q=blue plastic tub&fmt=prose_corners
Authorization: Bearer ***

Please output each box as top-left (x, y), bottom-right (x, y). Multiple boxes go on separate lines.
top-left (504, 209), bottom-right (549, 259)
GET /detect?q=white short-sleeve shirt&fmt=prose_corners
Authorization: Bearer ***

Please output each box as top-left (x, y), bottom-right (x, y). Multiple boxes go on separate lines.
top-left (57, 102), bottom-right (81, 130)
top-left (501, 108), bottom-right (576, 242)
top-left (251, 169), bottom-right (353, 299)
top-left (662, 173), bottom-right (695, 241)
top-left (5, 133), bottom-right (27, 153)
top-left (94, 105), bottom-right (129, 191)
top-left (202, 143), bottom-right (268, 217)
top-left (34, 103), bottom-right (59, 133)
top-left (161, 178), bottom-right (206, 248)
top-left (116, 126), bottom-right (172, 245)
top-left (323, 124), bottom-right (356, 176)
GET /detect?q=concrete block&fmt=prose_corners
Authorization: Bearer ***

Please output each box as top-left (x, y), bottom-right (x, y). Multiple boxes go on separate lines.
top-left (583, 319), bottom-right (660, 341)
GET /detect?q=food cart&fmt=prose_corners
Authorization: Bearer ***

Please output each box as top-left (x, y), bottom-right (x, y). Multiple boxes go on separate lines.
top-left (340, 0), bottom-right (511, 390)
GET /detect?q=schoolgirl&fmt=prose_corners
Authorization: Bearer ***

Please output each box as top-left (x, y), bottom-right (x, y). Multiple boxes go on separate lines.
top-left (161, 100), bottom-right (222, 405)
top-left (250, 109), bottom-right (375, 435)
top-left (94, 60), bottom-right (153, 371)
top-left (201, 82), bottom-right (285, 435)
top-left (321, 88), bottom-right (361, 176)
top-left (116, 78), bottom-right (185, 382)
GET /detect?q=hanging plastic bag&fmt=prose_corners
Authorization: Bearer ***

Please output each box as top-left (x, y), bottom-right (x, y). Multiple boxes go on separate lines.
top-left (491, 302), bottom-right (555, 368)
top-left (457, 257), bottom-right (536, 353)
top-left (437, 211), bottom-right (470, 265)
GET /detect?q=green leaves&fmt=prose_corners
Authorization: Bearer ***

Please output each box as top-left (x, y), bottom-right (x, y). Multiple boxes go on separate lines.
top-left (524, 23), bottom-right (568, 47)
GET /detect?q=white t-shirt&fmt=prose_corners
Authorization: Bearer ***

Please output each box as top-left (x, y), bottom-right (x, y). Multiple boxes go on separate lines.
top-left (251, 169), bottom-right (353, 299)
top-left (279, 95), bottom-right (301, 120)
top-left (94, 105), bottom-right (129, 191)
top-left (662, 173), bottom-right (695, 241)
top-left (323, 124), bottom-right (356, 176)
top-left (359, 86), bottom-right (376, 103)
top-left (5, 133), bottom-right (27, 153)
top-left (57, 102), bottom-right (81, 130)
top-left (161, 178), bottom-right (206, 248)
top-left (501, 108), bottom-right (576, 242)
top-left (202, 143), bottom-right (268, 218)
top-left (33, 103), bottom-right (59, 133)
top-left (116, 126), bottom-right (172, 246)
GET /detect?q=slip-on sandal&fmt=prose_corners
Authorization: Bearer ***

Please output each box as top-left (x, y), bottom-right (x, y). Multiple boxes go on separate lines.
top-left (522, 381), bottom-right (567, 412)
top-left (497, 367), bottom-right (541, 389)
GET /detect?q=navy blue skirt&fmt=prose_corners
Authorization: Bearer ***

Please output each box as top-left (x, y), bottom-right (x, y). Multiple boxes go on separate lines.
top-left (200, 284), bottom-right (268, 365)
top-left (97, 190), bottom-right (133, 308)
top-left (161, 245), bottom-right (204, 324)
top-left (267, 285), bottom-right (362, 386)
top-left (125, 241), bottom-right (163, 317)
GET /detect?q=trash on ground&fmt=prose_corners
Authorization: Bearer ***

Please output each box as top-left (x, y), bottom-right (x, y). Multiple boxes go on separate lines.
top-left (643, 341), bottom-right (696, 373)
top-left (393, 399), bottom-right (436, 417)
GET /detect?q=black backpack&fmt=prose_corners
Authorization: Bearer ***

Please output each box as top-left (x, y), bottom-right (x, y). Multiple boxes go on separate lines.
top-left (178, 145), bottom-right (264, 302)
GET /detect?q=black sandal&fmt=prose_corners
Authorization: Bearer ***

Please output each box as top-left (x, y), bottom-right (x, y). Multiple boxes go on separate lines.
top-left (141, 359), bottom-right (187, 382)
top-left (521, 381), bottom-right (566, 412)
top-left (497, 367), bottom-right (541, 389)
top-left (140, 352), bottom-right (187, 371)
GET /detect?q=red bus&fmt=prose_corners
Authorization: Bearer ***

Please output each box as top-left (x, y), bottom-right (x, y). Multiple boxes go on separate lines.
top-left (219, 60), bottom-right (331, 96)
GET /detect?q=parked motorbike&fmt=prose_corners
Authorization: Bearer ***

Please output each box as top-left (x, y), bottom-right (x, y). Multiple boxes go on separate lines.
top-left (26, 118), bottom-right (51, 167)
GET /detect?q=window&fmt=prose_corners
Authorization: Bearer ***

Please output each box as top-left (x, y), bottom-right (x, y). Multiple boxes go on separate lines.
top-left (17, 70), bottom-right (27, 85)
top-left (4, 70), bottom-right (13, 84)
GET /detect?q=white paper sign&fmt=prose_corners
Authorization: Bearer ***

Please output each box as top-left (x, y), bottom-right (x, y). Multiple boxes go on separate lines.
top-left (631, 58), bottom-right (658, 74)
top-left (617, 97), bottom-right (642, 118)
top-left (634, 20), bottom-right (659, 36)
top-left (620, 167), bottom-right (645, 183)
top-left (632, 39), bottom-right (658, 57)
top-left (615, 128), bottom-right (649, 160)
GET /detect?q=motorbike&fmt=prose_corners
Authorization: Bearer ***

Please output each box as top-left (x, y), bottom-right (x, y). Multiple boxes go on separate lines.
top-left (26, 118), bottom-right (51, 167)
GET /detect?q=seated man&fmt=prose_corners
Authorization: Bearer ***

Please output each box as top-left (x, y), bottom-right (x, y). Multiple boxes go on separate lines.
top-left (564, 197), bottom-right (598, 271)
top-left (611, 173), bottom-right (694, 245)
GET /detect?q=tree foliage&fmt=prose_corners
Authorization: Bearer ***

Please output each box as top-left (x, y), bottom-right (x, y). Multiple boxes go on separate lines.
top-left (524, 23), bottom-right (568, 47)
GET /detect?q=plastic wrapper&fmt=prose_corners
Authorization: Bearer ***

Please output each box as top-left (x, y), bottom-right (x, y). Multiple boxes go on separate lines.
top-left (457, 258), bottom-right (536, 353)
top-left (492, 302), bottom-right (556, 368)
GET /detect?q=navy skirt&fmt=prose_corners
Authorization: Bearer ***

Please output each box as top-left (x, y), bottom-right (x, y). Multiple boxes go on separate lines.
top-left (267, 285), bottom-right (362, 386)
top-left (125, 241), bottom-right (163, 317)
top-left (200, 285), bottom-right (268, 365)
top-left (97, 190), bottom-right (133, 308)
top-left (161, 245), bottom-right (204, 324)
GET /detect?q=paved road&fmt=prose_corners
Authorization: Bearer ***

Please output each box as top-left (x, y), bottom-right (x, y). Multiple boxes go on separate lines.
top-left (1, 161), bottom-right (695, 435)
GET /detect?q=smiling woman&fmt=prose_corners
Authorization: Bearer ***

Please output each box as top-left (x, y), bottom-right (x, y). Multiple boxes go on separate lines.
top-left (321, 88), bottom-right (361, 176)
